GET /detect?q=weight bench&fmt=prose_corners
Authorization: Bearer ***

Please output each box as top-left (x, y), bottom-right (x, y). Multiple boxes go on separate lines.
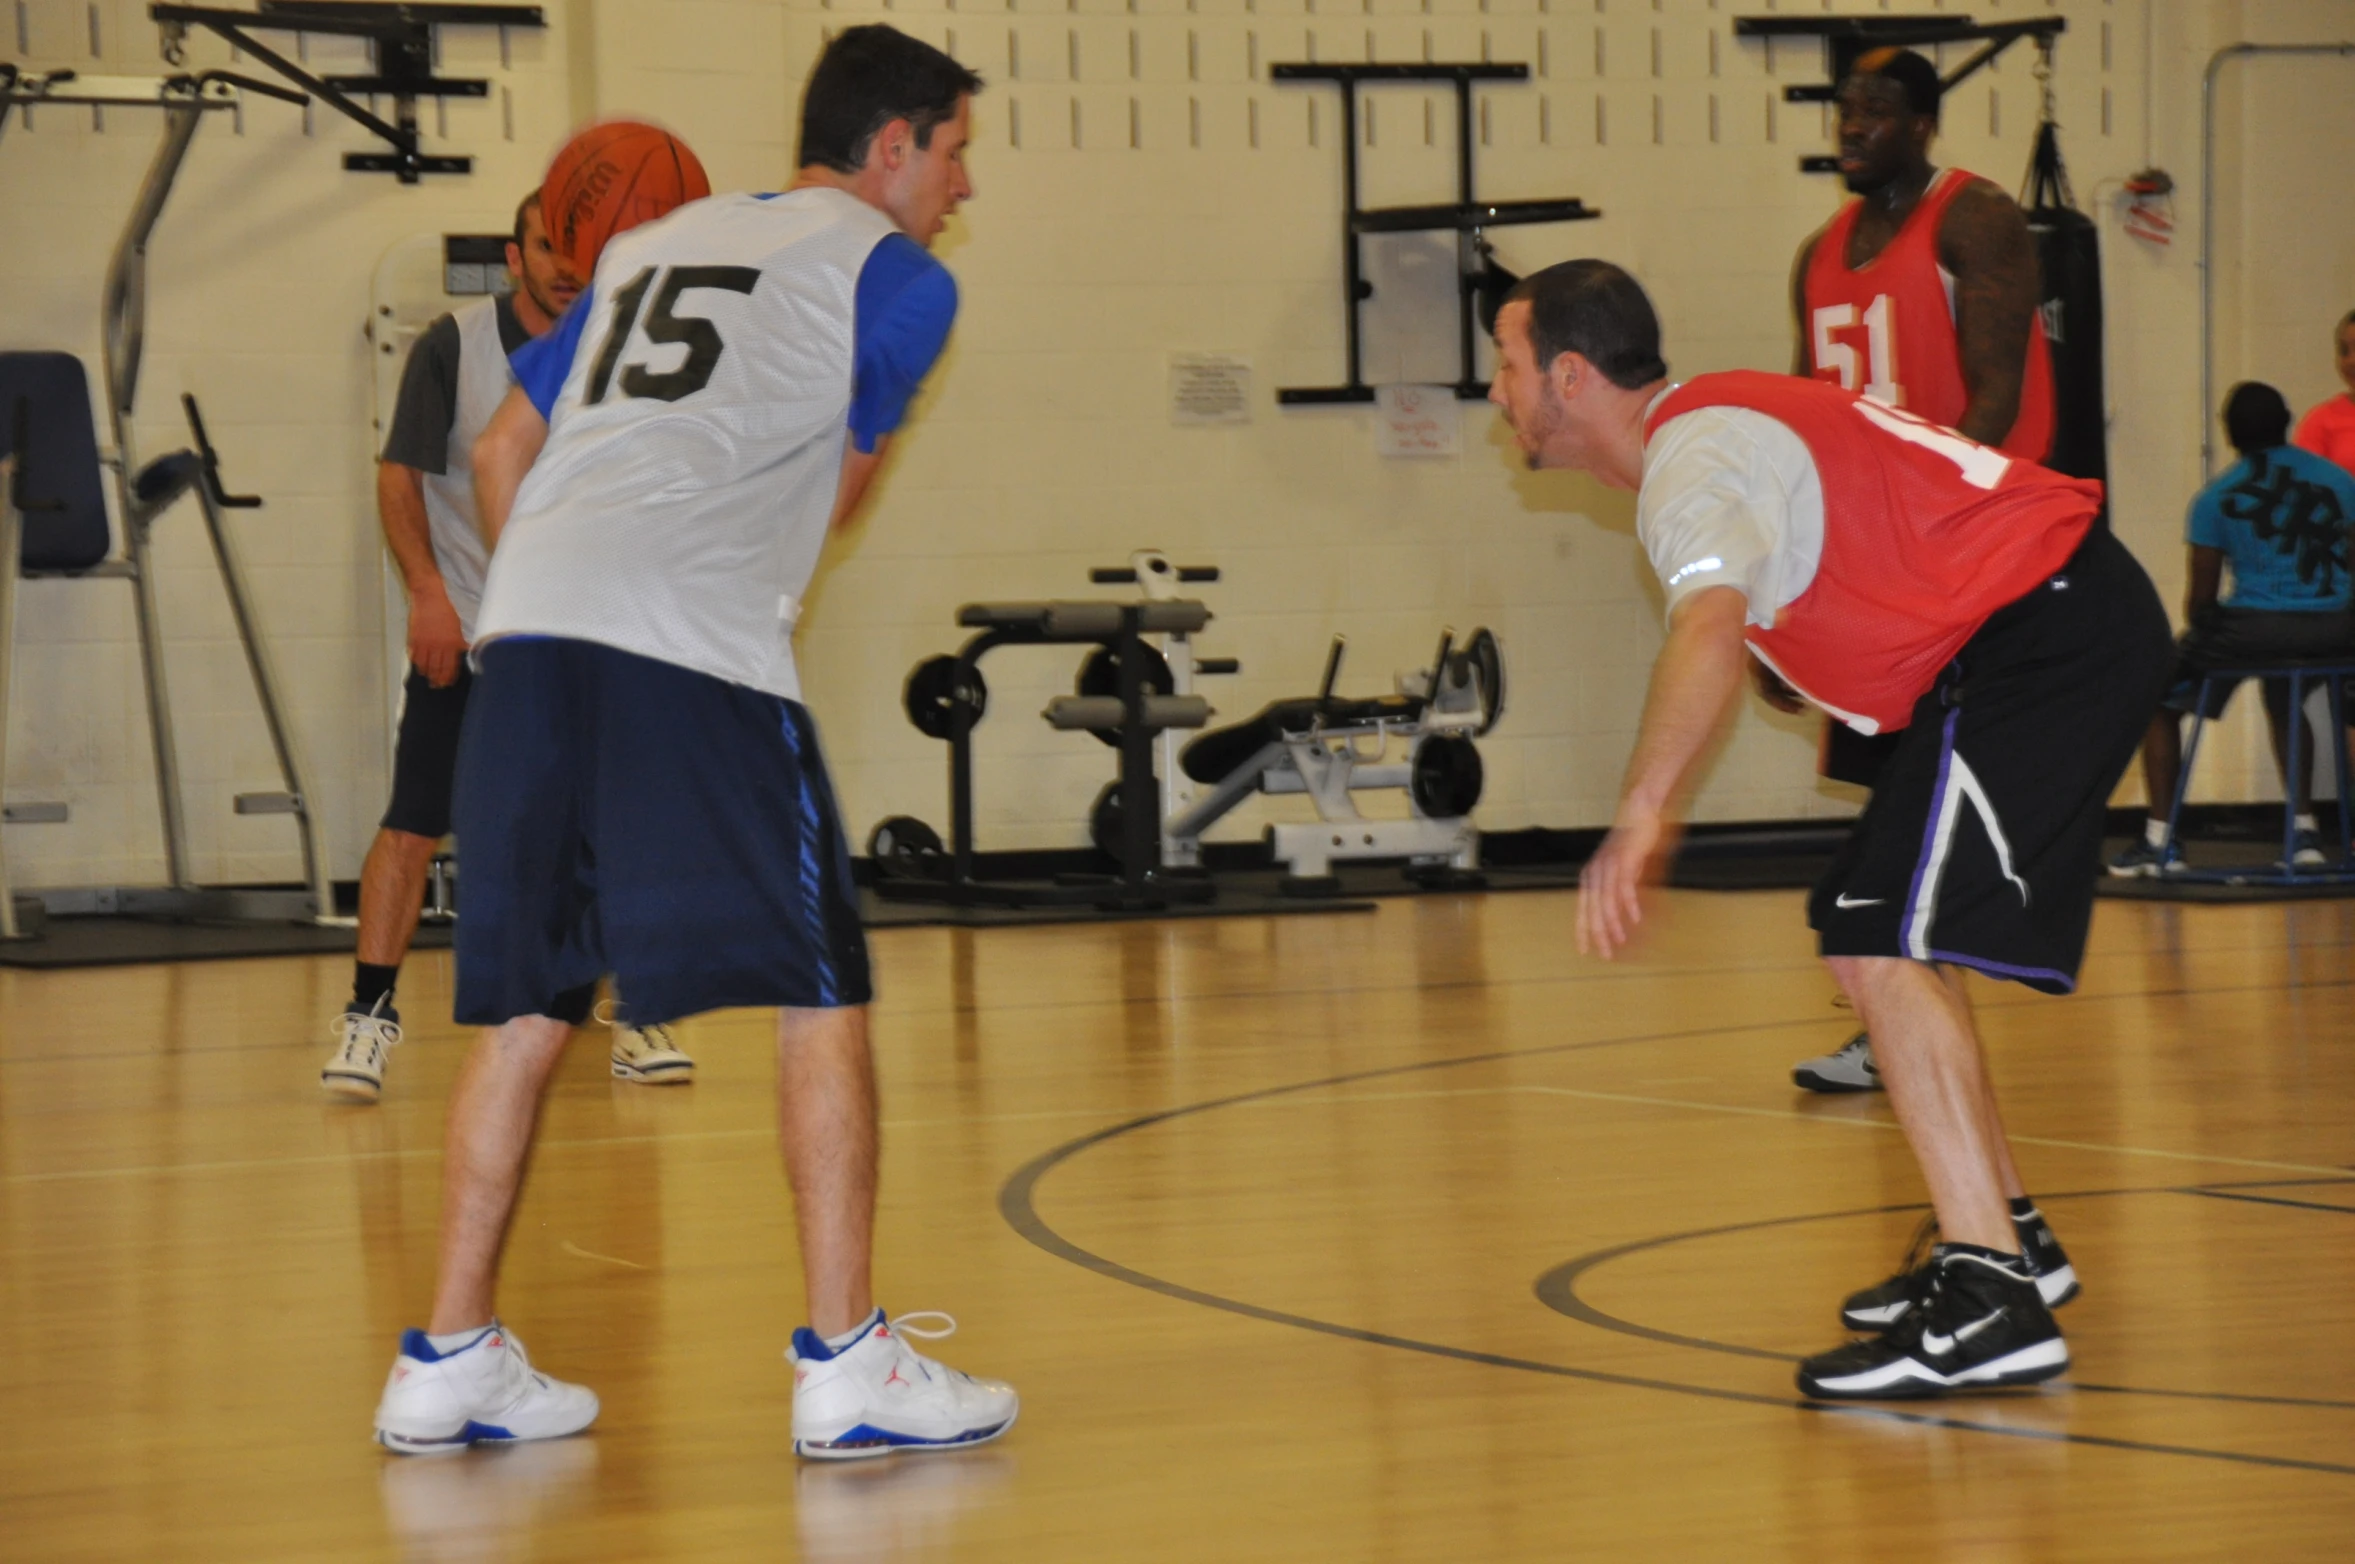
top-left (1165, 628), bottom-right (1502, 890)
top-left (0, 354), bottom-right (333, 938)
top-left (2164, 658), bottom-right (2355, 885)
top-left (874, 559), bottom-right (1228, 909)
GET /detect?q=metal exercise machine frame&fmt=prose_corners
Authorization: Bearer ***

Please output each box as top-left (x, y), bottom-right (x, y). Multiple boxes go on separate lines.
top-left (0, 69), bottom-right (335, 938)
top-left (1160, 628), bottom-right (1494, 886)
top-left (888, 581), bottom-right (1224, 911)
top-left (1732, 14), bottom-right (2066, 174)
top-left (1271, 63), bottom-right (1599, 404)
top-left (149, 2), bottom-right (546, 182)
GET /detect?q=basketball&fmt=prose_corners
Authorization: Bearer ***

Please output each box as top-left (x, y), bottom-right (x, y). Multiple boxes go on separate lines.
top-left (540, 120), bottom-right (711, 279)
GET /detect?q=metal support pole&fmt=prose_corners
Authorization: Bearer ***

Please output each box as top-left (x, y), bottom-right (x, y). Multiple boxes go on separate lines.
top-left (191, 482), bottom-right (334, 918)
top-left (1116, 607), bottom-right (1160, 898)
top-left (2199, 42), bottom-right (2355, 476)
top-left (1453, 79), bottom-right (1478, 396)
top-left (0, 462), bottom-right (21, 939)
top-left (1339, 83), bottom-right (1364, 391)
top-left (2330, 675), bottom-right (2354, 866)
top-left (2283, 671), bottom-right (2305, 872)
top-left (103, 96), bottom-right (207, 890)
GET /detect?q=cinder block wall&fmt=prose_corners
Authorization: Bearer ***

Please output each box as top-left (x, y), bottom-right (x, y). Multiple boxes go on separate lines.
top-left (0, 0), bottom-right (2341, 888)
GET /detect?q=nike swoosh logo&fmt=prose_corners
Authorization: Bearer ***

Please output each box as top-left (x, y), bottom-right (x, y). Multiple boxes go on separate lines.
top-left (1834, 894), bottom-right (1885, 909)
top-left (1922, 1308), bottom-right (2006, 1355)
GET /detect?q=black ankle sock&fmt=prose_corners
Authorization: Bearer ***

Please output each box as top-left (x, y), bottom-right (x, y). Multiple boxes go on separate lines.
top-left (353, 962), bottom-right (400, 1012)
top-left (2007, 1196), bottom-right (2038, 1223)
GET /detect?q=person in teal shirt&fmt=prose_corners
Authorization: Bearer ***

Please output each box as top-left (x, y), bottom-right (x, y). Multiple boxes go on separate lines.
top-left (2114, 381), bottom-right (2355, 873)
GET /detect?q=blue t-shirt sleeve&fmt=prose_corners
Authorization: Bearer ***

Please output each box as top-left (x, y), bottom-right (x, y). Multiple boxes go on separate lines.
top-left (849, 236), bottom-right (958, 454)
top-left (509, 285), bottom-right (596, 419)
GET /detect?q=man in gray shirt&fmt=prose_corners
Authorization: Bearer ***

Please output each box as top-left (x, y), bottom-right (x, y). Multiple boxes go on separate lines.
top-left (321, 193), bottom-right (695, 1099)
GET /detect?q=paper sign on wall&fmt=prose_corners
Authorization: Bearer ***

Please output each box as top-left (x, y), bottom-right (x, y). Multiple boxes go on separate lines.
top-left (1374, 385), bottom-right (1460, 458)
top-left (1170, 354), bottom-right (1253, 424)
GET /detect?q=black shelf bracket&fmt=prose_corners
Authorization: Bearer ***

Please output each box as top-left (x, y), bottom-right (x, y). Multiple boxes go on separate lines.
top-left (1271, 63), bottom-right (1600, 405)
top-left (1734, 15), bottom-right (2066, 173)
top-left (150, 2), bottom-right (546, 182)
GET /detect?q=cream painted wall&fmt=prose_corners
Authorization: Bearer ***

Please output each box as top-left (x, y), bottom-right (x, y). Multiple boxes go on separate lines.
top-left (0, 0), bottom-right (2342, 890)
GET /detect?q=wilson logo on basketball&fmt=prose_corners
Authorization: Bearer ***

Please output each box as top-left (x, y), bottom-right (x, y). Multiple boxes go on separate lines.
top-left (561, 160), bottom-right (623, 252)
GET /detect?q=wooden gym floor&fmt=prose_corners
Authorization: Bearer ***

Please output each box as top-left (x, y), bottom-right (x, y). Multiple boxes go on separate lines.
top-left (3, 886), bottom-right (2351, 1561)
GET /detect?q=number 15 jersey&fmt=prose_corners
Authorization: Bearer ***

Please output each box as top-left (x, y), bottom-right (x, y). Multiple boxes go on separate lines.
top-left (476, 187), bottom-right (956, 701)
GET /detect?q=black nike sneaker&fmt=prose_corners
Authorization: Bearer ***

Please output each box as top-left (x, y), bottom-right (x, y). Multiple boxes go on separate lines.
top-left (2011, 1203), bottom-right (2080, 1308)
top-left (1839, 1209), bottom-right (2080, 1330)
top-left (1800, 1244), bottom-right (2069, 1401)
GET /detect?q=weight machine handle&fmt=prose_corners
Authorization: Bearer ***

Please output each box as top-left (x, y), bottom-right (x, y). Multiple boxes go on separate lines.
top-left (181, 394), bottom-right (263, 508)
top-left (1195, 658), bottom-right (1241, 676)
top-left (1088, 565), bottom-right (1221, 583)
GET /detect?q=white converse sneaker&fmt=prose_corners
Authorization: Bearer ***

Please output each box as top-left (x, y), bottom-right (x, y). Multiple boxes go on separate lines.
top-left (322, 997), bottom-right (402, 1102)
top-left (599, 1001), bottom-right (694, 1085)
top-left (1792, 1031), bottom-right (1881, 1094)
top-left (374, 1323), bottom-right (599, 1455)
top-left (789, 1310), bottom-right (1018, 1461)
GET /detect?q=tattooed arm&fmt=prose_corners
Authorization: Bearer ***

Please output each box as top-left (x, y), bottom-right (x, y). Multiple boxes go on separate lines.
top-left (1937, 178), bottom-right (2041, 447)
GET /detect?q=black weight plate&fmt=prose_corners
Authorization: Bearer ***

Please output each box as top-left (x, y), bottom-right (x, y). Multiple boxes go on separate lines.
top-left (1410, 734), bottom-right (1485, 818)
top-left (903, 655), bottom-right (988, 741)
top-left (1088, 780), bottom-right (1126, 862)
top-left (1074, 645), bottom-right (1174, 748)
top-left (867, 815), bottom-right (945, 880)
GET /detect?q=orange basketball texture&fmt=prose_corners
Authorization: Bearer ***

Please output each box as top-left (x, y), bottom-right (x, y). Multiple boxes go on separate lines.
top-left (541, 122), bottom-right (711, 278)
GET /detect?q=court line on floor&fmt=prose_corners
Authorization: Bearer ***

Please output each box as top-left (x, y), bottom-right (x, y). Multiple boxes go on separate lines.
top-left (1531, 1189), bottom-right (2355, 1412)
top-left (0, 1105), bottom-right (1125, 1186)
top-left (1235, 1080), bottom-right (2355, 1181)
top-left (998, 1022), bottom-right (2355, 1479)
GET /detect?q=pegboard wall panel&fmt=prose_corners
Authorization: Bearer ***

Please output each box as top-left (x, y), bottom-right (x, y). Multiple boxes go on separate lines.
top-left (0, 2), bottom-right (2329, 889)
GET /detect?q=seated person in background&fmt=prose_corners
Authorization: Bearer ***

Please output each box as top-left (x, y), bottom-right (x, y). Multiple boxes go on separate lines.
top-left (2292, 309), bottom-right (2355, 479)
top-left (2113, 382), bottom-right (2355, 874)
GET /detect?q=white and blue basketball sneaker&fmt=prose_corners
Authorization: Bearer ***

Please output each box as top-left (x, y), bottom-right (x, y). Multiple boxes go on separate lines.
top-left (789, 1310), bottom-right (1018, 1460)
top-left (374, 1323), bottom-right (599, 1455)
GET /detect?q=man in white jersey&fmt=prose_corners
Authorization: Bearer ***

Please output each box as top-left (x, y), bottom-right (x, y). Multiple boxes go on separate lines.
top-left (320, 194), bottom-right (695, 1103)
top-left (371, 28), bottom-right (1017, 1459)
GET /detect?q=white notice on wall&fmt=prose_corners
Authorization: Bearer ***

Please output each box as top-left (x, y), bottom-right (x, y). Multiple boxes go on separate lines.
top-left (1374, 385), bottom-right (1460, 458)
top-left (1169, 353), bottom-right (1253, 425)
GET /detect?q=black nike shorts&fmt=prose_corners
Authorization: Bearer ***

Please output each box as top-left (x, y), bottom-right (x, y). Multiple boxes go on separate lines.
top-left (381, 661), bottom-right (473, 839)
top-left (1808, 528), bottom-right (2172, 993)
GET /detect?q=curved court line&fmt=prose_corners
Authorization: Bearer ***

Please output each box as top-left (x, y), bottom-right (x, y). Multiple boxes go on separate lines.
top-left (1531, 1190), bottom-right (2355, 1413)
top-left (997, 1022), bottom-right (2355, 1479)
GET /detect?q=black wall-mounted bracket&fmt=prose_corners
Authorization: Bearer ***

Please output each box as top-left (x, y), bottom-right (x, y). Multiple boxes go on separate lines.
top-left (149, 2), bottom-right (545, 182)
top-left (1733, 15), bottom-right (2066, 173)
top-left (1271, 63), bottom-right (1600, 404)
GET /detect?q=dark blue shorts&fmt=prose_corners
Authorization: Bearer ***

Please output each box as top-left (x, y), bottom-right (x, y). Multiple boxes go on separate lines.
top-left (450, 638), bottom-right (872, 1027)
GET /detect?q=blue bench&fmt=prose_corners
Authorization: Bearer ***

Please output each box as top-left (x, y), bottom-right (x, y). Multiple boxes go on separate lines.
top-left (2165, 659), bottom-right (2355, 884)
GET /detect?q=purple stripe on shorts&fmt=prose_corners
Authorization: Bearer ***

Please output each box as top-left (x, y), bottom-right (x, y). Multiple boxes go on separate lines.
top-left (1899, 706), bottom-right (1964, 959)
top-left (1929, 950), bottom-right (2077, 993)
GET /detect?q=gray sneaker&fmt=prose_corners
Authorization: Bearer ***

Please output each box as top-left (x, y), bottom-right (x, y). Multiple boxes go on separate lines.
top-left (322, 996), bottom-right (401, 1102)
top-left (1793, 1032), bottom-right (1880, 1094)
top-left (2108, 838), bottom-right (2183, 877)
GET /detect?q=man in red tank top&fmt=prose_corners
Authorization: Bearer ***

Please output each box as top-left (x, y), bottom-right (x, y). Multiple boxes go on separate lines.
top-left (1779, 48), bottom-right (2057, 1096)
top-left (1489, 259), bottom-right (2171, 1402)
top-left (1796, 48), bottom-right (2054, 458)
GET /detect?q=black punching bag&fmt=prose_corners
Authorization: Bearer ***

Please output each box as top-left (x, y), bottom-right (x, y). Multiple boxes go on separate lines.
top-left (2022, 120), bottom-right (2108, 484)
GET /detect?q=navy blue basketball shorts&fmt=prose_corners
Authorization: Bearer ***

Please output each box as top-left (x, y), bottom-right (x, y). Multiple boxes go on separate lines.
top-left (1808, 528), bottom-right (2172, 994)
top-left (450, 637), bottom-right (872, 1028)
